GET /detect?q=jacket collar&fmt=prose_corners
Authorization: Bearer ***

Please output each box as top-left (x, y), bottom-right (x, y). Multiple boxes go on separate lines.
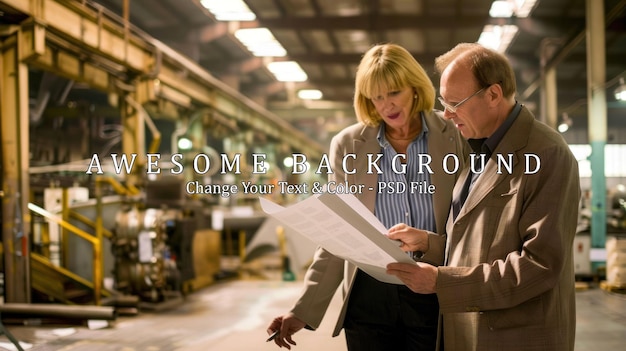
top-left (454, 105), bottom-right (533, 220)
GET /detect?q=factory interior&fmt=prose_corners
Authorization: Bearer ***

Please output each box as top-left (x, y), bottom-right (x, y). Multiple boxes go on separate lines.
top-left (0, 0), bottom-right (625, 350)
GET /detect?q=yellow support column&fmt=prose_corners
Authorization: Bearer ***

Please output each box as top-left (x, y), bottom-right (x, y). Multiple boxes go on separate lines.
top-left (0, 29), bottom-right (32, 303)
top-left (120, 81), bottom-right (155, 188)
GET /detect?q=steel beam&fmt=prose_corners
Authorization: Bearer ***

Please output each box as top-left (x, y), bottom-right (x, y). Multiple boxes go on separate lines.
top-left (1, 30), bottom-right (31, 303)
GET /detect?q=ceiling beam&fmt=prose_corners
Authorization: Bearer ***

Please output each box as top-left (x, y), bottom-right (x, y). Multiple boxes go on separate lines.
top-left (195, 22), bottom-right (229, 43)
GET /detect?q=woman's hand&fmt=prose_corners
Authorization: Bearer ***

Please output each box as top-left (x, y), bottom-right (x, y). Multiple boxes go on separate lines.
top-left (267, 313), bottom-right (306, 349)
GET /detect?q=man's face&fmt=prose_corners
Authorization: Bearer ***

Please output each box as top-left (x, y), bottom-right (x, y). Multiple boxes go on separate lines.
top-left (439, 63), bottom-right (496, 139)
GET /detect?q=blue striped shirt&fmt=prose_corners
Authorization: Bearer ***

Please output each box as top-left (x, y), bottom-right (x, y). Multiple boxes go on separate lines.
top-left (374, 113), bottom-right (436, 233)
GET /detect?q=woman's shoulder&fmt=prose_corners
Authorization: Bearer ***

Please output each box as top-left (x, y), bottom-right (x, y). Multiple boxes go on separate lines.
top-left (333, 122), bottom-right (377, 140)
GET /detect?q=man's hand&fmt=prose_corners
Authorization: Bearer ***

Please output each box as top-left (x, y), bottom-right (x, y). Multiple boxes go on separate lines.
top-left (386, 262), bottom-right (438, 294)
top-left (266, 313), bottom-right (306, 349)
top-left (387, 223), bottom-right (430, 253)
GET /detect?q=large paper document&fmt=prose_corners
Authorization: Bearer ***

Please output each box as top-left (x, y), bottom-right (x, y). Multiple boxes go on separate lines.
top-left (259, 192), bottom-right (416, 284)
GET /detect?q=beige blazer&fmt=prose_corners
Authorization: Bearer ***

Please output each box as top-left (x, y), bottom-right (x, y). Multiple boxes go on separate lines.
top-left (290, 110), bottom-right (467, 337)
top-left (438, 106), bottom-right (581, 350)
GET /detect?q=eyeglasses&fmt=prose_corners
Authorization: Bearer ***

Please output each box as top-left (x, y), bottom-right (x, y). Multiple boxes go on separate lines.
top-left (438, 86), bottom-right (486, 113)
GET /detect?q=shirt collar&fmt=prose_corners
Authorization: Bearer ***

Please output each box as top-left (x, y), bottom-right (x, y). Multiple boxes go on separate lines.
top-left (468, 101), bottom-right (522, 156)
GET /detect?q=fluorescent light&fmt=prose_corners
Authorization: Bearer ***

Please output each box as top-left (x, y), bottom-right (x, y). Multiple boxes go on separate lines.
top-left (489, 1), bottom-right (514, 18)
top-left (267, 61), bottom-right (308, 82)
top-left (234, 28), bottom-right (287, 57)
top-left (200, 0), bottom-right (256, 21)
top-left (478, 24), bottom-right (519, 52)
top-left (298, 89), bottom-right (323, 100)
top-left (478, 31), bottom-right (500, 50)
top-left (487, 0), bottom-right (538, 19)
top-left (513, 0), bottom-right (538, 18)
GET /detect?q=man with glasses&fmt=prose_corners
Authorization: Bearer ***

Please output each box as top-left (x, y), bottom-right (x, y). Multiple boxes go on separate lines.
top-left (386, 43), bottom-right (580, 350)
top-left (437, 86), bottom-right (486, 115)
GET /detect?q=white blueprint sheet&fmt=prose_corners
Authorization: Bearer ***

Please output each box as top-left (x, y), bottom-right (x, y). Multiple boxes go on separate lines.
top-left (259, 193), bottom-right (415, 284)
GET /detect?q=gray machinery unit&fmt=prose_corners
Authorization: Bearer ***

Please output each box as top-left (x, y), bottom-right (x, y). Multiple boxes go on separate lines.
top-left (113, 205), bottom-right (181, 303)
top-left (111, 177), bottom-right (214, 303)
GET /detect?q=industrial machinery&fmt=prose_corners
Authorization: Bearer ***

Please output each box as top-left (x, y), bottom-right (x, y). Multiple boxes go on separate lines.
top-left (112, 205), bottom-right (181, 303)
top-left (111, 177), bottom-right (217, 304)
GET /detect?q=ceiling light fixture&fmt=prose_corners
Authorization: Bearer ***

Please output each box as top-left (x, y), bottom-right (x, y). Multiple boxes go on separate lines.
top-left (489, 1), bottom-right (514, 18)
top-left (201, 1), bottom-right (306, 84)
top-left (513, 0), bottom-right (538, 18)
top-left (487, 0), bottom-right (538, 19)
top-left (558, 112), bottom-right (572, 133)
top-left (200, 0), bottom-right (256, 21)
top-left (297, 89), bottom-right (323, 100)
top-left (234, 28), bottom-right (287, 57)
top-left (267, 61), bottom-right (308, 82)
top-left (478, 24), bottom-right (519, 52)
top-left (615, 77), bottom-right (626, 101)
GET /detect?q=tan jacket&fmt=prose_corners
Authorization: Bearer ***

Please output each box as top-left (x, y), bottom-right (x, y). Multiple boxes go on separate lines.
top-left (290, 110), bottom-right (467, 337)
top-left (438, 106), bottom-right (580, 350)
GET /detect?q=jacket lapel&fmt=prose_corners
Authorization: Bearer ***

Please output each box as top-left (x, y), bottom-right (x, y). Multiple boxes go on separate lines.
top-left (351, 125), bottom-right (381, 213)
top-left (424, 111), bottom-right (459, 234)
top-left (454, 106), bottom-right (533, 221)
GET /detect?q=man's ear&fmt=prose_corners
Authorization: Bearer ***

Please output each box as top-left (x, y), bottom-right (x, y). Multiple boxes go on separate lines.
top-left (487, 83), bottom-right (503, 107)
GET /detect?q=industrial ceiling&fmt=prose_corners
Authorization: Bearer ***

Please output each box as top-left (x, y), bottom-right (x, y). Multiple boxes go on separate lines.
top-left (6, 0), bottom-right (626, 149)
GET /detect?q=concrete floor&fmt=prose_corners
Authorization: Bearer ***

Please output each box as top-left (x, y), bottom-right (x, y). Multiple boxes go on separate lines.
top-left (1, 280), bottom-right (625, 351)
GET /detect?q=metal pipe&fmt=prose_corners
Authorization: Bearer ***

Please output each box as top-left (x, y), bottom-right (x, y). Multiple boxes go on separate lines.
top-left (0, 303), bottom-right (116, 320)
top-left (125, 95), bottom-right (161, 154)
top-left (101, 295), bottom-right (139, 307)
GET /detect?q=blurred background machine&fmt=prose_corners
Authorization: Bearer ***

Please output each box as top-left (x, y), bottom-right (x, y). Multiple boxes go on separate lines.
top-left (30, 177), bottom-right (223, 311)
top-left (0, 0), bottom-right (323, 320)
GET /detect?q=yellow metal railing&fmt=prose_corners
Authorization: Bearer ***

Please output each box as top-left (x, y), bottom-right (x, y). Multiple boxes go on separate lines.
top-left (28, 202), bottom-right (103, 305)
top-left (68, 210), bottom-right (113, 239)
top-left (29, 178), bottom-right (136, 305)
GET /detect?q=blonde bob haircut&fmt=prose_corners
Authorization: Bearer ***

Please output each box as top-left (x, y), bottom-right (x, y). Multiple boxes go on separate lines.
top-left (354, 43), bottom-right (436, 127)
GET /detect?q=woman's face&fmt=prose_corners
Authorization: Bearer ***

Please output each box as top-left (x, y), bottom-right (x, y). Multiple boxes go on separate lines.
top-left (369, 86), bottom-right (415, 130)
